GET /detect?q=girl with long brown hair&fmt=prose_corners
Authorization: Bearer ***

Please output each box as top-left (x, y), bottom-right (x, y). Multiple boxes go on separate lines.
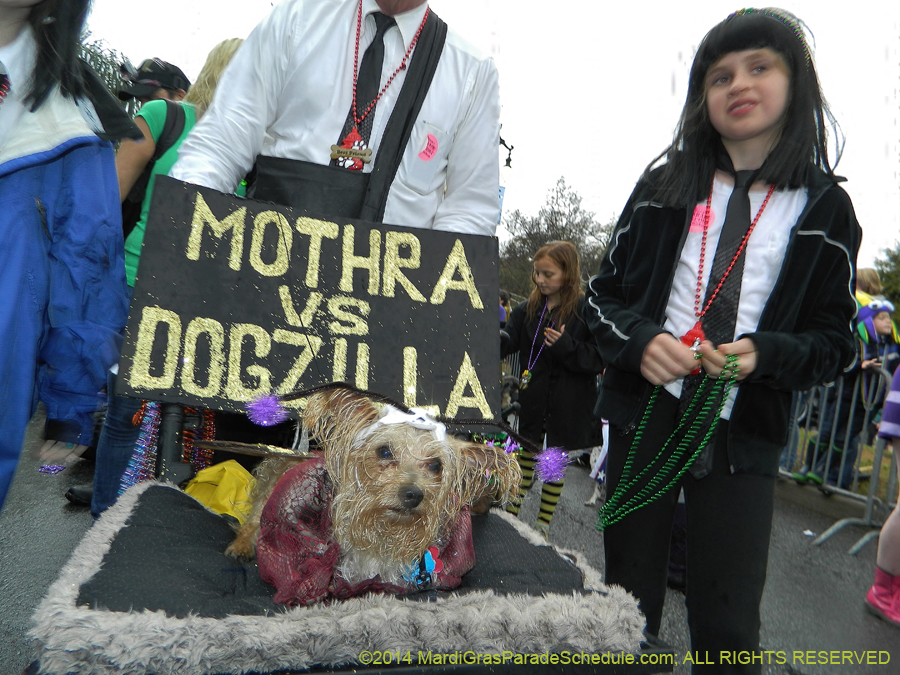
top-left (500, 241), bottom-right (603, 539)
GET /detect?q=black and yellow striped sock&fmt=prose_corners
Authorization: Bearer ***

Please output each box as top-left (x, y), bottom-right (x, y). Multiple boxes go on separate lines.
top-left (506, 451), bottom-right (535, 517)
top-left (537, 479), bottom-right (564, 526)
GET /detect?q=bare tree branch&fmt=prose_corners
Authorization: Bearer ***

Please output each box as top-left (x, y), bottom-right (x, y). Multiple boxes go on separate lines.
top-left (500, 177), bottom-right (615, 298)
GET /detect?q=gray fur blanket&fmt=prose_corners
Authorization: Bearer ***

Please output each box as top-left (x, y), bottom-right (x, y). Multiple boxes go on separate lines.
top-left (29, 481), bottom-right (643, 675)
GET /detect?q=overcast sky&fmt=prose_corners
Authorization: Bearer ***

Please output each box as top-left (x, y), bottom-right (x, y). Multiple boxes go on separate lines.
top-left (87, 0), bottom-right (899, 266)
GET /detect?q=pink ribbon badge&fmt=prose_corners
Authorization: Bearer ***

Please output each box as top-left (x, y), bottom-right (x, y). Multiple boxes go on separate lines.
top-left (689, 204), bottom-right (715, 233)
top-left (418, 133), bottom-right (438, 161)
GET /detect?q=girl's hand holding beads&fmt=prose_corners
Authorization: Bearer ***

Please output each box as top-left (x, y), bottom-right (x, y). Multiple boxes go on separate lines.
top-left (699, 338), bottom-right (757, 380)
top-left (641, 333), bottom-right (698, 385)
top-left (543, 324), bottom-right (565, 347)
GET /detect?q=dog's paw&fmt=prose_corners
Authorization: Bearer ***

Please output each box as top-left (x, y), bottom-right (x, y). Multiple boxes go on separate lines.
top-left (583, 483), bottom-right (604, 506)
top-left (224, 540), bottom-right (256, 560)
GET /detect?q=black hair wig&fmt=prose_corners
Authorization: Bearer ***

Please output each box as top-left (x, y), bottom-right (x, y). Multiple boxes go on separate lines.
top-left (646, 8), bottom-right (841, 208)
top-left (25, 0), bottom-right (92, 110)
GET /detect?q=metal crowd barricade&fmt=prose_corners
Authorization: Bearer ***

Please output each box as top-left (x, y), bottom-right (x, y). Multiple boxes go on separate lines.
top-left (501, 352), bottom-right (520, 381)
top-left (501, 352), bottom-right (521, 432)
top-left (844, 432), bottom-right (899, 554)
top-left (779, 366), bottom-right (895, 553)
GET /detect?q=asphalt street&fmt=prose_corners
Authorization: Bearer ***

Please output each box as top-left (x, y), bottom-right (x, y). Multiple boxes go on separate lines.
top-left (1, 408), bottom-right (899, 674)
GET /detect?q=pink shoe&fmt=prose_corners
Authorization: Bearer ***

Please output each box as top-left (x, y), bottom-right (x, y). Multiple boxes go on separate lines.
top-left (865, 567), bottom-right (900, 628)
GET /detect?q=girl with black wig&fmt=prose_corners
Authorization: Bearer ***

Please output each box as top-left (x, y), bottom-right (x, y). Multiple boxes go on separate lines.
top-left (586, 9), bottom-right (860, 670)
top-left (0, 0), bottom-right (138, 510)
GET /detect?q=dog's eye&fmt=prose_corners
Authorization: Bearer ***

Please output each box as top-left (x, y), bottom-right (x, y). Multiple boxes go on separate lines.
top-left (427, 459), bottom-right (442, 475)
top-left (377, 446), bottom-right (393, 460)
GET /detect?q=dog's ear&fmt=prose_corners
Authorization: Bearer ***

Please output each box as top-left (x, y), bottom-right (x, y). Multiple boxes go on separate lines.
top-left (303, 388), bottom-right (380, 452)
top-left (448, 438), bottom-right (522, 508)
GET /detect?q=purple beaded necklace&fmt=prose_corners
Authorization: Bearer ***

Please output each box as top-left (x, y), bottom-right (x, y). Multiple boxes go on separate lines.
top-left (520, 298), bottom-right (555, 390)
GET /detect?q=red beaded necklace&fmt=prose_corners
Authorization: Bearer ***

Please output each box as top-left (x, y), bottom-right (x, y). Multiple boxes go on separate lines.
top-left (0, 72), bottom-right (10, 106)
top-left (335, 1), bottom-right (429, 167)
top-left (679, 177), bottom-right (776, 363)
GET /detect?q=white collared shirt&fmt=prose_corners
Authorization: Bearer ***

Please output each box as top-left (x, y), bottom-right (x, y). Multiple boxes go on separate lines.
top-left (171, 0), bottom-right (501, 236)
top-left (663, 174), bottom-right (808, 417)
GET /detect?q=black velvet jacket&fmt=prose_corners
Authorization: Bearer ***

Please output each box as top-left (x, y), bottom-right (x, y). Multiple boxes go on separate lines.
top-left (585, 166), bottom-right (861, 476)
top-left (502, 296), bottom-right (604, 450)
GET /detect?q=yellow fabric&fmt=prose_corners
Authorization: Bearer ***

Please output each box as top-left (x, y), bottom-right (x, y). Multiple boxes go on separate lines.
top-left (184, 460), bottom-right (255, 524)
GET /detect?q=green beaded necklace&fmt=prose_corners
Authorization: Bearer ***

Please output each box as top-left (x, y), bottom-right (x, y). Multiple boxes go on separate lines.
top-left (597, 354), bottom-right (740, 530)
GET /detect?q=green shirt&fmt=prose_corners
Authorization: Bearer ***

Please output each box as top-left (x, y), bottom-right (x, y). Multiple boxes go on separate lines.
top-left (123, 100), bottom-right (197, 287)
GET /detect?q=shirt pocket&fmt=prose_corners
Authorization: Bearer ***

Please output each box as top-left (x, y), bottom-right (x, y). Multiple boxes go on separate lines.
top-left (765, 228), bottom-right (791, 266)
top-left (401, 121), bottom-right (451, 195)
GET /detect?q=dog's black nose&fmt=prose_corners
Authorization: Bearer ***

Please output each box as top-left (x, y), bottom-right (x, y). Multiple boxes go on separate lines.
top-left (399, 484), bottom-right (423, 510)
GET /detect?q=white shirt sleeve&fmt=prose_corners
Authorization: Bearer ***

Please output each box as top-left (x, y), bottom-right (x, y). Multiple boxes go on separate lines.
top-left (431, 57), bottom-right (501, 236)
top-left (170, 1), bottom-right (293, 192)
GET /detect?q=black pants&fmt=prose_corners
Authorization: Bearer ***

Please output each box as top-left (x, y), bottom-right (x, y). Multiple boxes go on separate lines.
top-left (604, 391), bottom-right (775, 674)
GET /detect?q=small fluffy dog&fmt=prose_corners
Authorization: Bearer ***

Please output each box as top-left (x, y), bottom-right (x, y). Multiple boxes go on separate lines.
top-left (227, 388), bottom-right (521, 605)
top-left (584, 443), bottom-right (606, 506)
top-left (584, 422), bottom-right (609, 506)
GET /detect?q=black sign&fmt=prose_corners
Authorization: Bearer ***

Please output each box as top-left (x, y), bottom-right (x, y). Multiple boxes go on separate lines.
top-left (117, 177), bottom-right (500, 418)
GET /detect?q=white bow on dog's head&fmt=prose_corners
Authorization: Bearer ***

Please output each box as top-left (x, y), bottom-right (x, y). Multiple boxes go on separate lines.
top-left (354, 405), bottom-right (447, 446)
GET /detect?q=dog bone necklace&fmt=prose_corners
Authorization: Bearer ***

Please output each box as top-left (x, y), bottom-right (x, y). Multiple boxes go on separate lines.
top-left (679, 179), bottom-right (775, 372)
top-left (520, 298), bottom-right (555, 390)
top-left (331, 0), bottom-right (429, 169)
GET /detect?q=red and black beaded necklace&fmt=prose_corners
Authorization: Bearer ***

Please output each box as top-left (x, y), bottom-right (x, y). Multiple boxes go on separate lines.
top-left (0, 71), bottom-right (10, 106)
top-left (336, 0), bottom-right (430, 159)
top-left (678, 177), bottom-right (776, 367)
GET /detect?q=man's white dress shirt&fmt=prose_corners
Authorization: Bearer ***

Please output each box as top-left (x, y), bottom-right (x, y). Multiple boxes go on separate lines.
top-left (171, 0), bottom-right (501, 236)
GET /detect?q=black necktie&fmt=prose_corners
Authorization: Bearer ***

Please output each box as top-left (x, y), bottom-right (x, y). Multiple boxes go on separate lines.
top-left (701, 169), bottom-right (755, 346)
top-left (332, 12), bottom-right (396, 167)
top-left (678, 170), bottom-right (756, 418)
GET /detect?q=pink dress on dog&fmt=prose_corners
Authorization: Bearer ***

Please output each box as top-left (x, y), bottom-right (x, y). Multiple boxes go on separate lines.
top-left (257, 455), bottom-right (476, 605)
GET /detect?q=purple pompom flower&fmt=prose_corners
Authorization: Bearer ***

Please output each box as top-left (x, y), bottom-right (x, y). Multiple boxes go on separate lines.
top-left (247, 394), bottom-right (289, 427)
top-left (503, 436), bottom-right (520, 454)
top-left (535, 447), bottom-right (569, 483)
